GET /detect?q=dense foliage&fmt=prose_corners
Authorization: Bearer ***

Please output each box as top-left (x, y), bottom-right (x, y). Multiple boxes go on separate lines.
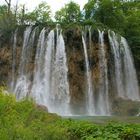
top-left (21, 2), bottom-right (52, 25)
top-left (0, 87), bottom-right (140, 140)
top-left (0, 0), bottom-right (139, 50)
top-left (0, 0), bottom-right (139, 44)
top-left (55, 1), bottom-right (82, 23)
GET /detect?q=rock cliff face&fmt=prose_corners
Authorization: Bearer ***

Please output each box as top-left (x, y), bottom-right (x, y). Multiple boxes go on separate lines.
top-left (0, 26), bottom-right (140, 116)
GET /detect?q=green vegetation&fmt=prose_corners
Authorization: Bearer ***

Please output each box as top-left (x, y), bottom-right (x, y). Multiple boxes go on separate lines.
top-left (0, 0), bottom-right (139, 45)
top-left (55, 1), bottom-right (82, 23)
top-left (0, 87), bottom-right (140, 140)
top-left (0, 0), bottom-right (139, 57)
top-left (20, 1), bottom-right (52, 25)
top-left (0, 1), bottom-right (140, 139)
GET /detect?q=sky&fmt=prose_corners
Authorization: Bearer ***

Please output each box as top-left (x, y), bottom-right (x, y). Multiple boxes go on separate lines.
top-left (0, 0), bottom-right (88, 15)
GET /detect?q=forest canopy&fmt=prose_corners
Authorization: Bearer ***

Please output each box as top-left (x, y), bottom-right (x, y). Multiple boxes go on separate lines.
top-left (0, 0), bottom-right (139, 48)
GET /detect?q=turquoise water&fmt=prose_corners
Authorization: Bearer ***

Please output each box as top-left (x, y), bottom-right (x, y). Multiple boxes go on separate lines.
top-left (63, 116), bottom-right (140, 124)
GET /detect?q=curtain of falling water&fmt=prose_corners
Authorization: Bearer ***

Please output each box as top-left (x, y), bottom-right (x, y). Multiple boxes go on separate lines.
top-left (98, 30), bottom-right (110, 115)
top-left (121, 37), bottom-right (140, 100)
top-left (50, 30), bottom-right (70, 115)
top-left (31, 28), bottom-right (46, 104)
top-left (108, 31), bottom-right (140, 101)
top-left (82, 32), bottom-right (95, 115)
top-left (14, 26), bottom-right (35, 99)
top-left (11, 29), bottom-right (18, 91)
top-left (31, 28), bottom-right (70, 115)
top-left (108, 31), bottom-right (124, 98)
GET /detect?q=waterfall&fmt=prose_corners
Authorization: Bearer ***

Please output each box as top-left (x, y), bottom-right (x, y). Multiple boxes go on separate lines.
top-left (82, 33), bottom-right (95, 115)
top-left (108, 31), bottom-right (125, 98)
top-left (10, 25), bottom-right (139, 116)
top-left (51, 30), bottom-right (70, 115)
top-left (108, 31), bottom-right (140, 101)
top-left (31, 28), bottom-right (46, 104)
top-left (121, 37), bottom-right (140, 100)
top-left (18, 26), bottom-right (32, 76)
top-left (97, 30), bottom-right (110, 115)
top-left (88, 26), bottom-right (92, 50)
top-left (14, 26), bottom-right (36, 99)
top-left (31, 27), bottom-right (70, 115)
top-left (11, 29), bottom-right (18, 91)
top-left (43, 30), bottom-right (55, 107)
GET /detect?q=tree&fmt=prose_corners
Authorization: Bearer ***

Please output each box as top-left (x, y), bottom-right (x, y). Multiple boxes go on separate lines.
top-left (16, 1), bottom-right (52, 25)
top-left (84, 0), bottom-right (126, 33)
top-left (55, 1), bottom-right (82, 23)
top-left (122, 0), bottom-right (140, 46)
top-left (55, 7), bottom-right (66, 23)
top-left (84, 0), bottom-right (96, 19)
top-left (16, 4), bottom-right (26, 25)
top-left (0, 4), bottom-right (15, 29)
top-left (27, 1), bottom-right (52, 24)
top-left (0, 5), bottom-right (7, 17)
top-left (4, 0), bottom-right (11, 14)
top-left (0, 4), bottom-right (16, 44)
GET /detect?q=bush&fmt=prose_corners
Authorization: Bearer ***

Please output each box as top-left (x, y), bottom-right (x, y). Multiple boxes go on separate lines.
top-left (0, 87), bottom-right (140, 140)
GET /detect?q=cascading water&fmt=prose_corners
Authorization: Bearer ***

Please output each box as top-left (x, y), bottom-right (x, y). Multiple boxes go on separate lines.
top-left (43, 30), bottom-right (55, 108)
top-left (82, 32), bottom-right (95, 115)
top-left (51, 30), bottom-right (70, 115)
top-left (97, 30), bottom-right (110, 115)
top-left (31, 27), bottom-right (70, 115)
top-left (11, 29), bottom-right (18, 91)
top-left (18, 26), bottom-right (32, 76)
top-left (108, 31), bottom-right (125, 98)
top-left (108, 31), bottom-right (140, 101)
top-left (31, 28), bottom-right (46, 104)
top-left (88, 26), bottom-right (92, 50)
top-left (121, 37), bottom-right (140, 100)
top-left (14, 26), bottom-right (35, 99)
top-left (10, 25), bottom-right (140, 116)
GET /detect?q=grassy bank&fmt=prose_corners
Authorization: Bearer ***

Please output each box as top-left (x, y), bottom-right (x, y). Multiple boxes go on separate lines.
top-left (0, 87), bottom-right (140, 140)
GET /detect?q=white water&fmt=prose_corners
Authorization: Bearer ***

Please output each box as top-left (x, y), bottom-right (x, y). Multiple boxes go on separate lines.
top-left (43, 30), bottom-right (55, 108)
top-left (108, 31), bottom-right (125, 98)
top-left (31, 28), bottom-right (70, 115)
top-left (98, 30), bottom-right (110, 115)
top-left (82, 33), bottom-right (95, 115)
top-left (11, 29), bottom-right (18, 91)
top-left (14, 26), bottom-right (36, 99)
top-left (121, 37), bottom-right (140, 100)
top-left (51, 30), bottom-right (70, 115)
top-left (108, 31), bottom-right (140, 101)
top-left (31, 28), bottom-right (46, 104)
top-left (14, 26), bottom-right (32, 99)
top-left (19, 26), bottom-right (32, 76)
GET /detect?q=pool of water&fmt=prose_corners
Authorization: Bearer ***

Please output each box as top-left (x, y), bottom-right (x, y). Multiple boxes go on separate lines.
top-left (63, 116), bottom-right (140, 124)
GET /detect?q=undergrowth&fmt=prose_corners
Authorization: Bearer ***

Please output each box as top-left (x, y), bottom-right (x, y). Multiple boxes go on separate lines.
top-left (0, 87), bottom-right (140, 140)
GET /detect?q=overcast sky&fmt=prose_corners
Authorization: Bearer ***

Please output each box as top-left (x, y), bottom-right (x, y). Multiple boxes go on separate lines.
top-left (0, 0), bottom-right (88, 15)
